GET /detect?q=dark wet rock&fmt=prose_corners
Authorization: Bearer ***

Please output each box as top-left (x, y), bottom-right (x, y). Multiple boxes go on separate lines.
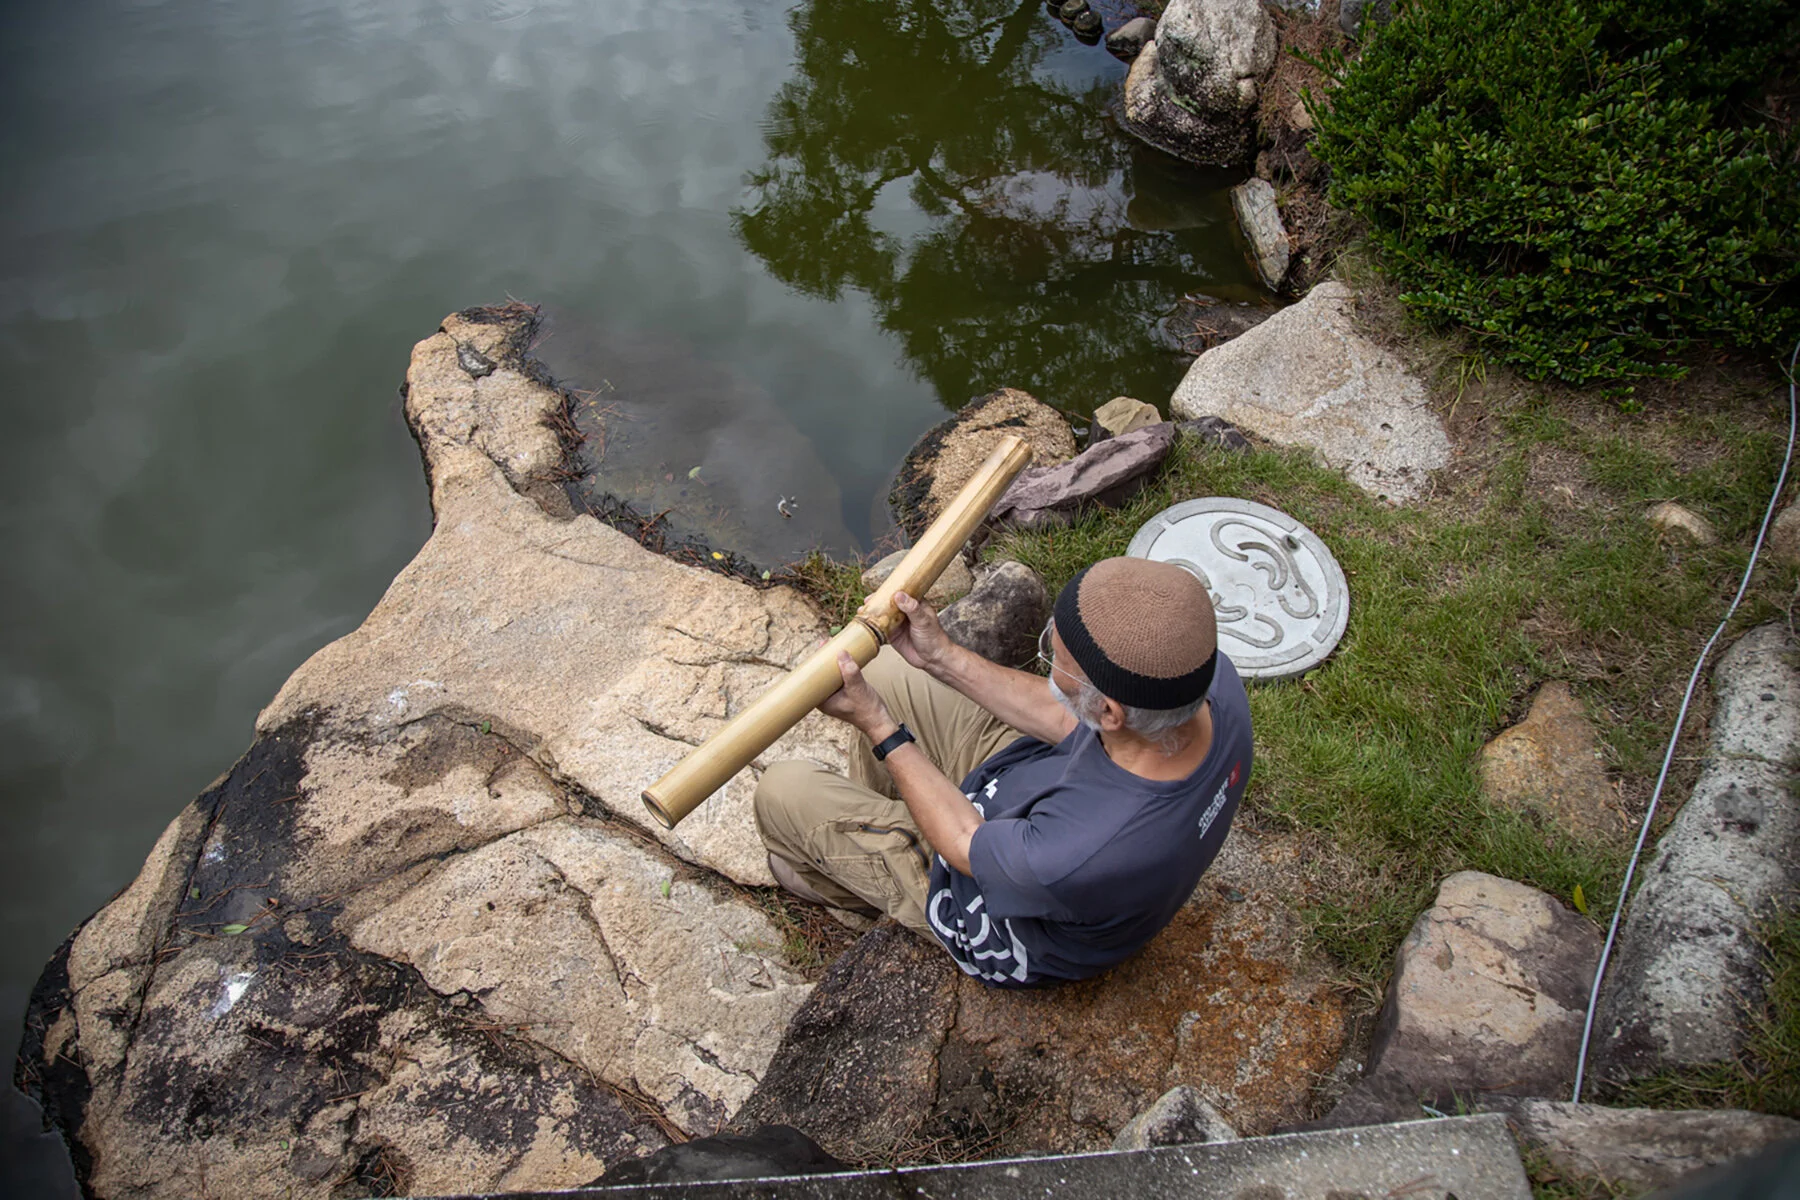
top-left (731, 885), bottom-right (1347, 1160)
top-left (1073, 10), bottom-right (1103, 41)
top-left (1176, 416), bottom-right (1253, 453)
top-left (1340, 0), bottom-right (1393, 37)
top-left (1504, 1102), bottom-right (1800, 1193)
top-left (456, 341), bottom-right (496, 378)
top-left (728, 926), bottom-right (959, 1156)
top-left (991, 423), bottom-right (1177, 530)
top-left (1111, 1085), bottom-right (1239, 1151)
top-left (593, 1126), bottom-right (845, 1186)
top-left (939, 561), bottom-right (1050, 669)
top-left (1593, 623), bottom-right (1800, 1083)
top-left (1106, 15), bottom-right (1157, 59)
top-left (1058, 0), bottom-right (1089, 21)
top-left (1360, 872), bottom-right (1602, 1109)
top-left (1157, 294), bottom-right (1280, 355)
top-left (1299, 1071), bottom-right (1429, 1132)
top-left (889, 388), bottom-right (1076, 542)
top-left (1119, 0), bottom-right (1275, 167)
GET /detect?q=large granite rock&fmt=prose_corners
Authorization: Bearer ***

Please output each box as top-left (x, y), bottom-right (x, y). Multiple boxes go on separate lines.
top-left (1120, 0), bottom-right (1276, 167)
top-left (730, 865), bottom-right (1347, 1160)
top-left (15, 309), bottom-right (832, 1199)
top-left (1480, 682), bottom-right (1627, 844)
top-left (889, 388), bottom-right (1077, 541)
top-left (1593, 623), bottom-right (1800, 1082)
top-left (1360, 872), bottom-right (1602, 1107)
top-left (1507, 1102), bottom-right (1800, 1193)
top-left (1171, 282), bottom-right (1449, 502)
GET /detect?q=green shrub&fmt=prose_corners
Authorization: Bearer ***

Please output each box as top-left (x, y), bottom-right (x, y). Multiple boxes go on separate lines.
top-left (1309, 0), bottom-right (1800, 390)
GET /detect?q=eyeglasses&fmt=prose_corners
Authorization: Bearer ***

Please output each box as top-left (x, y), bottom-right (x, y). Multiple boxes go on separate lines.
top-left (1036, 620), bottom-right (1085, 687)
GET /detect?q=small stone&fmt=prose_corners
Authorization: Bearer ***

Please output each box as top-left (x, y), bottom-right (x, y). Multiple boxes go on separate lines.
top-left (1072, 9), bottom-right (1102, 40)
top-left (1646, 501), bottom-right (1718, 545)
top-left (1231, 178), bottom-right (1290, 292)
top-left (860, 550), bottom-right (973, 609)
top-left (1508, 1102), bottom-right (1800, 1194)
top-left (1480, 681), bottom-right (1627, 843)
top-left (938, 561), bottom-right (1050, 669)
top-left (1289, 97), bottom-right (1313, 131)
top-left (1057, 0), bottom-right (1087, 22)
top-left (1105, 16), bottom-right (1156, 59)
top-left (1092, 396), bottom-right (1162, 440)
top-left (1363, 872), bottom-right (1602, 1106)
top-left (457, 342), bottom-right (496, 378)
top-left (1766, 502), bottom-right (1800, 564)
top-left (1112, 1086), bottom-right (1239, 1151)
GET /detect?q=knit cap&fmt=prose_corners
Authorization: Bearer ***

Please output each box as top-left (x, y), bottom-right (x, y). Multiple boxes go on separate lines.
top-left (1052, 557), bottom-right (1217, 708)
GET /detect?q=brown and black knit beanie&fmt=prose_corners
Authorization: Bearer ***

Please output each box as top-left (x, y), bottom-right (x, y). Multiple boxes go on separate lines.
top-left (1052, 557), bottom-right (1217, 708)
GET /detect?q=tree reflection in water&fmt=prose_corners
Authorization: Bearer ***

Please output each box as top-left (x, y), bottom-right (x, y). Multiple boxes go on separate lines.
top-left (733, 0), bottom-right (1269, 420)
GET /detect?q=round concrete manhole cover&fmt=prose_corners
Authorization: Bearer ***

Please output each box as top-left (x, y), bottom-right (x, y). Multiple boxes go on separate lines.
top-left (1127, 498), bottom-right (1348, 680)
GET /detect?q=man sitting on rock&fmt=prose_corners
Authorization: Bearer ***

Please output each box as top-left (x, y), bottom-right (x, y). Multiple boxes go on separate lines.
top-left (755, 556), bottom-right (1252, 986)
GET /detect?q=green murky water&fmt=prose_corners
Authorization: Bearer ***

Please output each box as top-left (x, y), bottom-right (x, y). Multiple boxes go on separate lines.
top-left (0, 0), bottom-right (1265, 1069)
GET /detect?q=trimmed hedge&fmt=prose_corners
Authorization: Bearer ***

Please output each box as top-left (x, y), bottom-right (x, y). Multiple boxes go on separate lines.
top-left (1310, 0), bottom-right (1800, 389)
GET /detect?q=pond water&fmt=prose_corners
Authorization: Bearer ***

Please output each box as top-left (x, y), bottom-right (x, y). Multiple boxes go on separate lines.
top-left (0, 0), bottom-right (1265, 1075)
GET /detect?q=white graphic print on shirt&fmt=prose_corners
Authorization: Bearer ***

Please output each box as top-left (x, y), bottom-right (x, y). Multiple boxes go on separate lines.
top-left (926, 780), bottom-right (1031, 984)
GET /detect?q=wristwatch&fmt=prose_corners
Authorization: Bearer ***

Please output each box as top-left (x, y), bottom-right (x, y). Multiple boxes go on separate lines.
top-left (871, 723), bottom-right (916, 762)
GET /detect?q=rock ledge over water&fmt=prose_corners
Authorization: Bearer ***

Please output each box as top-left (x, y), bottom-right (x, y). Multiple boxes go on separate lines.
top-left (16, 308), bottom-right (851, 1198)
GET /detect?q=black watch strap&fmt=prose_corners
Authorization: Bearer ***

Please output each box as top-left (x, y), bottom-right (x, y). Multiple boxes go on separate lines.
top-left (871, 723), bottom-right (916, 762)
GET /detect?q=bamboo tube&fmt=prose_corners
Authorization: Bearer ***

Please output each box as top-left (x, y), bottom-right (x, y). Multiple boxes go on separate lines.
top-left (641, 434), bottom-right (1034, 829)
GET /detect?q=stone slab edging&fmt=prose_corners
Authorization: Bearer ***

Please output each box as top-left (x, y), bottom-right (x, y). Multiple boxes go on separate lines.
top-left (1592, 621), bottom-right (1800, 1081)
top-left (420, 1113), bottom-right (1531, 1200)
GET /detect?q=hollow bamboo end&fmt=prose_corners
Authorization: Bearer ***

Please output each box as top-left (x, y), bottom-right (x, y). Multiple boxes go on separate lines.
top-left (642, 790), bottom-right (677, 830)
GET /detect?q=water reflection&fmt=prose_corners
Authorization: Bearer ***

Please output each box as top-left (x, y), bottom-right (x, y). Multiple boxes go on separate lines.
top-left (733, 0), bottom-right (1263, 421)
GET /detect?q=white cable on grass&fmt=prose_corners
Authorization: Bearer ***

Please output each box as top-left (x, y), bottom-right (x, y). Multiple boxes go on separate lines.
top-left (1571, 335), bottom-right (1800, 1102)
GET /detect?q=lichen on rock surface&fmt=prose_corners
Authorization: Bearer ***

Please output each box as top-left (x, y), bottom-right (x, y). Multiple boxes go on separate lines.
top-left (16, 308), bottom-right (837, 1198)
top-left (731, 828), bottom-right (1347, 1161)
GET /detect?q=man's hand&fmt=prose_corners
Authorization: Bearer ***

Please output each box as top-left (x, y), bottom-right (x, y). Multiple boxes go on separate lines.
top-left (888, 591), bottom-right (956, 676)
top-left (818, 652), bottom-right (898, 741)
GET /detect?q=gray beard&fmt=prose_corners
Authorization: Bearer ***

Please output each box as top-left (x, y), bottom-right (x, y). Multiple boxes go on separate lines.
top-left (1048, 674), bottom-right (1102, 732)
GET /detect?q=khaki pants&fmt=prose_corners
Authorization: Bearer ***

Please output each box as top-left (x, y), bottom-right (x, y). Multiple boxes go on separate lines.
top-left (753, 647), bottom-right (1025, 931)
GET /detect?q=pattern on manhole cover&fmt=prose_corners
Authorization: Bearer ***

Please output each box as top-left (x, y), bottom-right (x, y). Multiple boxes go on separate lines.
top-left (1127, 498), bottom-right (1348, 680)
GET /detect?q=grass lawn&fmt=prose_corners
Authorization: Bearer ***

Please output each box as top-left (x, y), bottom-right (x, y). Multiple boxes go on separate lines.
top-left (785, 308), bottom-right (1799, 1124)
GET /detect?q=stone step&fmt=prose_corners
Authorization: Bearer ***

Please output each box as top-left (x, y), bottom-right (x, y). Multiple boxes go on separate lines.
top-left (429, 1113), bottom-right (1531, 1200)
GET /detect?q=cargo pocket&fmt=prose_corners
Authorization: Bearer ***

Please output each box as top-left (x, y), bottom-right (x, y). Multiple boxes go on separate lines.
top-left (808, 818), bottom-right (931, 925)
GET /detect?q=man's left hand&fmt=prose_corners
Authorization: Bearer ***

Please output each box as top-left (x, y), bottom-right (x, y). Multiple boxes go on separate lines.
top-left (818, 652), bottom-right (897, 741)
